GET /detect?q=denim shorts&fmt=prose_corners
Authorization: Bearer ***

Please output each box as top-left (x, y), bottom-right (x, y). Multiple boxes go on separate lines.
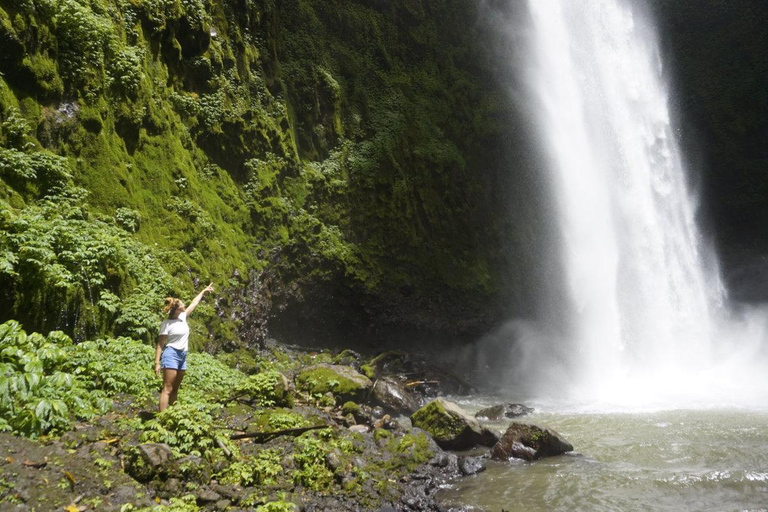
top-left (161, 346), bottom-right (187, 371)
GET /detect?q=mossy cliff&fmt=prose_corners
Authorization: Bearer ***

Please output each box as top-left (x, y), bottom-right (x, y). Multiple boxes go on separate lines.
top-left (0, 0), bottom-right (539, 349)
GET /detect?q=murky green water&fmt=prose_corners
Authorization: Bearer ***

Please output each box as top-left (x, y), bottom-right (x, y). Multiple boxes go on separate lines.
top-left (438, 398), bottom-right (768, 512)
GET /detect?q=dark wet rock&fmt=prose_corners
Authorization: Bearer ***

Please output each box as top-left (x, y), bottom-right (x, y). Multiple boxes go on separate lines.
top-left (411, 398), bottom-right (499, 450)
top-left (349, 424), bottom-right (371, 434)
top-left (333, 349), bottom-right (364, 369)
top-left (175, 455), bottom-right (211, 483)
top-left (475, 403), bottom-right (535, 420)
top-left (153, 477), bottom-right (183, 498)
top-left (491, 423), bottom-right (574, 462)
top-left (126, 443), bottom-right (174, 482)
top-left (391, 415), bottom-right (413, 431)
top-left (458, 456), bottom-right (487, 476)
top-left (112, 485), bottom-right (140, 505)
top-left (209, 482), bottom-right (241, 502)
top-left (372, 376), bottom-right (420, 415)
top-left (294, 364), bottom-right (373, 402)
top-left (196, 487), bottom-right (222, 504)
top-left (325, 450), bottom-right (343, 471)
top-left (365, 351), bottom-right (477, 401)
top-left (370, 405), bottom-right (386, 419)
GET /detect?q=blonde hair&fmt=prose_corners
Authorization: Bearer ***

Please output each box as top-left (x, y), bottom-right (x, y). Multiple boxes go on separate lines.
top-left (163, 297), bottom-right (185, 318)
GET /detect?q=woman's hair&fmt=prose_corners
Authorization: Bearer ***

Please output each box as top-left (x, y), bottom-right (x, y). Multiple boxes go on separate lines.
top-left (163, 297), bottom-right (185, 317)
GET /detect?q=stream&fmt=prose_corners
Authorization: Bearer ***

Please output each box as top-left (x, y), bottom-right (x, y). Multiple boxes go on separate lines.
top-left (438, 397), bottom-right (768, 511)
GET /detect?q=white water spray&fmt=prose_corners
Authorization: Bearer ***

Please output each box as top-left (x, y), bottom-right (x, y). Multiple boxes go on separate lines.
top-left (517, 0), bottom-right (768, 409)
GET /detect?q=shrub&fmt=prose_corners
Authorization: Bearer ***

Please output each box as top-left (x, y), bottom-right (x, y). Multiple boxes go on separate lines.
top-left (0, 190), bottom-right (171, 340)
top-left (107, 46), bottom-right (144, 97)
top-left (140, 401), bottom-right (236, 458)
top-left (64, 336), bottom-right (156, 399)
top-left (114, 207), bottom-right (141, 232)
top-left (0, 320), bottom-right (111, 438)
top-left (231, 370), bottom-right (293, 407)
top-left (217, 448), bottom-right (283, 486)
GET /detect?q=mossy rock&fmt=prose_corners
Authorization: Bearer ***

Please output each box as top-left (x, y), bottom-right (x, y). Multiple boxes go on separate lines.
top-left (233, 370), bottom-right (294, 407)
top-left (490, 423), bottom-right (574, 462)
top-left (249, 408), bottom-right (313, 434)
top-left (294, 364), bottom-right (372, 402)
top-left (410, 398), bottom-right (498, 450)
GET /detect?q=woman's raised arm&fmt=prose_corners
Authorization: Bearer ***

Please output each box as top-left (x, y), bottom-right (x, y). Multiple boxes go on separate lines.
top-left (185, 283), bottom-right (214, 316)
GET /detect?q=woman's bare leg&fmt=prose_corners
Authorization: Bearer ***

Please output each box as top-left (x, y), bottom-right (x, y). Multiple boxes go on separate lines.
top-left (168, 370), bottom-right (185, 406)
top-left (159, 368), bottom-right (178, 412)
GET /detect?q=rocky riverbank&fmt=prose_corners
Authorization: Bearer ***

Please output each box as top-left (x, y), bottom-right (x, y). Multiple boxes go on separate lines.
top-left (0, 318), bottom-right (576, 512)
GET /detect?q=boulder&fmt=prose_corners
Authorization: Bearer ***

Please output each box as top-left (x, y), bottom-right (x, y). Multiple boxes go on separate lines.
top-left (295, 364), bottom-right (373, 402)
top-left (475, 403), bottom-right (534, 421)
top-left (490, 423), bottom-right (573, 462)
top-left (372, 377), bottom-right (420, 415)
top-left (365, 351), bottom-right (476, 398)
top-left (458, 456), bottom-right (487, 476)
top-left (125, 443), bottom-right (174, 482)
top-left (410, 398), bottom-right (499, 450)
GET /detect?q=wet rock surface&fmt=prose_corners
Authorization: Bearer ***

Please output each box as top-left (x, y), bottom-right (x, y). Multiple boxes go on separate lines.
top-left (372, 376), bottom-right (421, 415)
top-left (411, 398), bottom-right (499, 450)
top-left (294, 364), bottom-right (373, 402)
top-left (490, 422), bottom-right (574, 462)
top-left (475, 403), bottom-right (534, 420)
top-left (0, 346), bottom-right (502, 512)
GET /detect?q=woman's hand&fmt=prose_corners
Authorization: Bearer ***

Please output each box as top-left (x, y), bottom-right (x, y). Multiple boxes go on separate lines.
top-left (203, 283), bottom-right (214, 294)
top-left (155, 361), bottom-right (161, 377)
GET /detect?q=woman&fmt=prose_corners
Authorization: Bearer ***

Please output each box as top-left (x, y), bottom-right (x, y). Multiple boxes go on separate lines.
top-left (154, 283), bottom-right (214, 411)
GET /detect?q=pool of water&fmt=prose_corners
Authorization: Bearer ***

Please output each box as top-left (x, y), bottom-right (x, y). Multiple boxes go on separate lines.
top-left (437, 397), bottom-right (768, 511)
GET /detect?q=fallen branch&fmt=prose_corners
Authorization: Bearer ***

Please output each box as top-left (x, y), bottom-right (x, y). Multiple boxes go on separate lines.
top-left (404, 380), bottom-right (439, 388)
top-left (230, 425), bottom-right (329, 442)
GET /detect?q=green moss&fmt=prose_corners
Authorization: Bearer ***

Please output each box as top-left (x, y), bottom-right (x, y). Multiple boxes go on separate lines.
top-left (360, 364), bottom-right (375, 380)
top-left (249, 408), bottom-right (311, 433)
top-left (341, 401), bottom-right (360, 417)
top-left (294, 366), bottom-right (371, 402)
top-left (410, 399), bottom-right (466, 444)
top-left (384, 432), bottom-right (434, 472)
top-left (373, 428), bottom-right (391, 442)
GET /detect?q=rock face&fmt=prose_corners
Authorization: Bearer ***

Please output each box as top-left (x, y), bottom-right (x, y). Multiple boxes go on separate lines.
top-left (372, 376), bottom-right (420, 415)
top-left (490, 423), bottom-right (573, 462)
top-left (125, 443), bottom-right (174, 482)
top-left (294, 364), bottom-right (373, 402)
top-left (410, 398), bottom-right (499, 450)
top-left (475, 403), bottom-right (534, 421)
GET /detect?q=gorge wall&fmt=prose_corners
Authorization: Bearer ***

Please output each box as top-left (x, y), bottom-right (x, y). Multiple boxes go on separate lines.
top-left (0, 0), bottom-right (764, 352)
top-left (0, 0), bottom-right (550, 351)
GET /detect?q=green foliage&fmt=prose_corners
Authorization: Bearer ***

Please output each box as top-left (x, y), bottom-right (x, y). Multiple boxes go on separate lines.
top-left (232, 370), bottom-right (292, 407)
top-left (0, 148), bottom-right (71, 195)
top-left (184, 350), bottom-right (245, 396)
top-left (291, 433), bottom-right (335, 491)
top-left (120, 494), bottom-right (200, 512)
top-left (0, 190), bottom-right (171, 340)
top-left (107, 46), bottom-right (144, 98)
top-left (140, 401), bottom-right (236, 458)
top-left (256, 501), bottom-right (298, 512)
top-left (114, 207), bottom-right (142, 233)
top-left (52, 0), bottom-right (112, 95)
top-left (0, 107), bottom-right (32, 150)
top-left (248, 408), bottom-right (311, 434)
top-left (64, 336), bottom-right (156, 399)
top-left (0, 320), bottom-right (110, 438)
top-left (217, 448), bottom-right (283, 487)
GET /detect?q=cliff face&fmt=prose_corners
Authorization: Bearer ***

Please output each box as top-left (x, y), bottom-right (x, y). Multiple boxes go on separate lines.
top-left (1, 0), bottom-right (762, 350)
top-left (0, 0), bottom-right (548, 349)
top-left (652, 1), bottom-right (768, 249)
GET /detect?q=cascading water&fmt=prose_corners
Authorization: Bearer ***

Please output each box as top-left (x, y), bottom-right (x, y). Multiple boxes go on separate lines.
top-left (517, 0), bottom-right (767, 408)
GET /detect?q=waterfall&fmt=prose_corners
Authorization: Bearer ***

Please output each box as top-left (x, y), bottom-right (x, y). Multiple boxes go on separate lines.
top-left (515, 0), bottom-right (767, 408)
